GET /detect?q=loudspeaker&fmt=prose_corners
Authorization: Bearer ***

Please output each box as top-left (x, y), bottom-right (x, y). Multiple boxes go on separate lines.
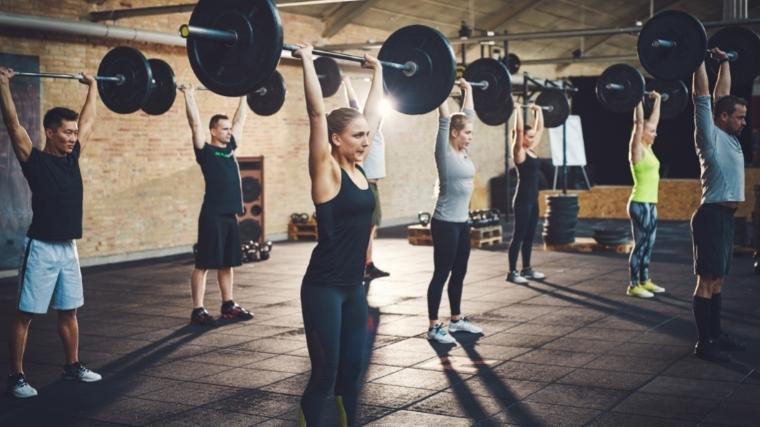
top-left (237, 156), bottom-right (264, 244)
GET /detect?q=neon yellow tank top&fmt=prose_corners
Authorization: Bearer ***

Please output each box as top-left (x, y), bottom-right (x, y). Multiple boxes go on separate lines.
top-left (630, 146), bottom-right (660, 203)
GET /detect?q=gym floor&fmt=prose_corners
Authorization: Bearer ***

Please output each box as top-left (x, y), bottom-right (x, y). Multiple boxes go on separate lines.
top-left (1, 220), bottom-right (758, 426)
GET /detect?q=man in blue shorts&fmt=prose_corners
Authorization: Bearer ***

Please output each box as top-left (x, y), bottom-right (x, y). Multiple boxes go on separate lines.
top-left (1, 66), bottom-right (102, 398)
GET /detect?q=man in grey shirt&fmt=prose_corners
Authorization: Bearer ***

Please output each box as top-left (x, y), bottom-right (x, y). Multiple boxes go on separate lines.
top-left (690, 48), bottom-right (748, 363)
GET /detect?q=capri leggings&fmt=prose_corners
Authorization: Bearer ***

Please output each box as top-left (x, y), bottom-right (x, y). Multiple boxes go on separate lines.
top-left (300, 283), bottom-right (368, 426)
top-left (508, 201), bottom-right (539, 272)
top-left (628, 201), bottom-right (657, 284)
top-left (427, 218), bottom-right (471, 320)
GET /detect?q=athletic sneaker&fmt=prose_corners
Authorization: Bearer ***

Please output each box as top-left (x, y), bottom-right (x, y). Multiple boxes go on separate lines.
top-left (364, 263), bottom-right (390, 280)
top-left (506, 271), bottom-right (528, 284)
top-left (62, 362), bottom-right (102, 382)
top-left (448, 316), bottom-right (483, 334)
top-left (191, 307), bottom-right (218, 326)
top-left (7, 373), bottom-right (37, 398)
top-left (694, 340), bottom-right (731, 363)
top-left (521, 268), bottom-right (545, 280)
top-left (640, 280), bottom-right (666, 294)
top-left (427, 323), bottom-right (457, 345)
top-left (715, 333), bottom-right (746, 351)
top-left (626, 284), bottom-right (654, 298)
top-left (221, 302), bottom-right (254, 321)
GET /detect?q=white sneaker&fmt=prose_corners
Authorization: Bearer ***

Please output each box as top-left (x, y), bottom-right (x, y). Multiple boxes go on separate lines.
top-left (506, 271), bottom-right (529, 284)
top-left (62, 362), bottom-right (102, 382)
top-left (448, 316), bottom-right (483, 334)
top-left (521, 268), bottom-right (545, 280)
top-left (427, 323), bottom-right (458, 345)
top-left (7, 374), bottom-right (38, 398)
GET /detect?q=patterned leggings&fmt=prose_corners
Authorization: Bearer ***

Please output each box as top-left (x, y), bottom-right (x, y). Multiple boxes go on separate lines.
top-left (628, 201), bottom-right (657, 285)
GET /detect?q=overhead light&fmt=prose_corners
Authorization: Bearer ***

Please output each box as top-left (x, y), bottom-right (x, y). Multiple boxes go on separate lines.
top-left (635, 20), bottom-right (643, 26)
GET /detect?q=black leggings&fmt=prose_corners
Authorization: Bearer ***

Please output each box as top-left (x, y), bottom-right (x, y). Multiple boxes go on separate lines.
top-left (427, 218), bottom-right (470, 321)
top-left (508, 201), bottom-right (539, 272)
top-left (300, 283), bottom-right (368, 426)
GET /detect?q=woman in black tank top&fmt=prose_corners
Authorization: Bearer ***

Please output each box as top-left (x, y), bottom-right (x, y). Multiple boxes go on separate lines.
top-left (293, 43), bottom-right (384, 427)
top-left (507, 105), bottom-right (547, 284)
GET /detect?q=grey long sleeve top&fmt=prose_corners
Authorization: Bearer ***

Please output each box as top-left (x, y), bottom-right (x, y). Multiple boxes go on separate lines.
top-left (432, 108), bottom-right (476, 223)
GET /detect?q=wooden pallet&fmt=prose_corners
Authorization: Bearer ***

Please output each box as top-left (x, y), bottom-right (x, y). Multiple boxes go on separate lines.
top-left (288, 222), bottom-right (318, 241)
top-left (407, 224), bottom-right (503, 248)
top-left (544, 237), bottom-right (633, 254)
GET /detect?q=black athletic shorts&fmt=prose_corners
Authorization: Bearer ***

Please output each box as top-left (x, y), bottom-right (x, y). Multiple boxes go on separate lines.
top-left (195, 212), bottom-right (242, 269)
top-left (690, 203), bottom-right (735, 278)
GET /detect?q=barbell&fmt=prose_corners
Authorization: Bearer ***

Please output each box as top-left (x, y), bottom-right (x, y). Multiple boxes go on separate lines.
top-left (12, 46), bottom-right (154, 114)
top-left (141, 58), bottom-right (286, 117)
top-left (595, 63), bottom-right (688, 120)
top-left (637, 10), bottom-right (760, 84)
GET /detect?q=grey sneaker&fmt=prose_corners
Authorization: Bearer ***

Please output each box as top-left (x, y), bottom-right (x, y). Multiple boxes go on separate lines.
top-left (7, 373), bottom-right (37, 398)
top-left (521, 268), bottom-right (545, 280)
top-left (506, 271), bottom-right (529, 284)
top-left (427, 323), bottom-right (457, 345)
top-left (448, 316), bottom-right (483, 334)
top-left (62, 362), bottom-right (102, 383)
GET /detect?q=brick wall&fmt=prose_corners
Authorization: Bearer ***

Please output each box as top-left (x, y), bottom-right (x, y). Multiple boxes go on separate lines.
top-left (0, 1), bottom-right (592, 262)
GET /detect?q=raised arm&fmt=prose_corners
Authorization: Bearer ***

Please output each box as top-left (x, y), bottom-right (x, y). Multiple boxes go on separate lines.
top-left (646, 91), bottom-right (661, 129)
top-left (512, 102), bottom-right (526, 165)
top-left (629, 102), bottom-right (645, 165)
top-left (76, 73), bottom-right (97, 150)
top-left (692, 61), bottom-right (709, 97)
top-left (457, 78), bottom-right (473, 112)
top-left (294, 44), bottom-right (334, 193)
top-left (231, 95), bottom-right (247, 143)
top-left (178, 84), bottom-right (205, 150)
top-left (530, 105), bottom-right (544, 146)
top-left (361, 55), bottom-right (384, 139)
top-left (343, 75), bottom-right (360, 110)
top-left (710, 48), bottom-right (731, 99)
top-left (0, 67), bottom-right (33, 162)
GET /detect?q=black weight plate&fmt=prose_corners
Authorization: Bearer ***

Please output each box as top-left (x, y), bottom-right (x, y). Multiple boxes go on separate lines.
top-left (378, 25), bottom-right (456, 115)
top-left (637, 10), bottom-right (707, 81)
top-left (464, 58), bottom-right (512, 111)
top-left (314, 56), bottom-right (342, 97)
top-left (247, 70), bottom-right (286, 116)
top-left (186, 0), bottom-right (282, 97)
top-left (97, 46), bottom-right (152, 114)
top-left (535, 89), bottom-right (569, 128)
top-left (477, 94), bottom-right (514, 126)
top-left (142, 59), bottom-right (177, 116)
top-left (596, 64), bottom-right (645, 113)
top-left (644, 79), bottom-right (688, 120)
top-left (707, 26), bottom-right (760, 87)
top-left (239, 219), bottom-right (262, 243)
top-left (505, 53), bottom-right (521, 75)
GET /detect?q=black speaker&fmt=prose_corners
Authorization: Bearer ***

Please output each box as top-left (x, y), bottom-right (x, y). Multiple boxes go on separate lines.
top-left (238, 156), bottom-right (264, 243)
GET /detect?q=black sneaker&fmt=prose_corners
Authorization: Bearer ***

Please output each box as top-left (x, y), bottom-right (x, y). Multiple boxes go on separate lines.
top-left (694, 340), bottom-right (732, 363)
top-left (715, 333), bottom-right (746, 351)
top-left (364, 263), bottom-right (390, 280)
top-left (221, 302), bottom-right (254, 321)
top-left (190, 308), bottom-right (218, 326)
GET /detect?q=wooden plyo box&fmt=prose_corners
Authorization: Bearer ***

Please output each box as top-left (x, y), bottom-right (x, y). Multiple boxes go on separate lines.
top-left (407, 224), bottom-right (502, 248)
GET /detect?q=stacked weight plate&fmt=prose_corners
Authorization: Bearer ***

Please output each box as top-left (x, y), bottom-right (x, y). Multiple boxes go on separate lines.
top-left (542, 195), bottom-right (579, 245)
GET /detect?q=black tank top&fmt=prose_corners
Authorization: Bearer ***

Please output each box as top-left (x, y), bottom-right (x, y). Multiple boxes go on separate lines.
top-left (514, 154), bottom-right (540, 204)
top-left (302, 167), bottom-right (375, 287)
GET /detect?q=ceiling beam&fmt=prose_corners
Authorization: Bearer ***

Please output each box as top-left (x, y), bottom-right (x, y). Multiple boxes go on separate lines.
top-left (322, 0), bottom-right (378, 38)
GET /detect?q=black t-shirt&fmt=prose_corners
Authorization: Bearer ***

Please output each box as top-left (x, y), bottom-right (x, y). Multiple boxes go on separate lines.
top-left (19, 141), bottom-right (83, 241)
top-left (194, 137), bottom-right (243, 215)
